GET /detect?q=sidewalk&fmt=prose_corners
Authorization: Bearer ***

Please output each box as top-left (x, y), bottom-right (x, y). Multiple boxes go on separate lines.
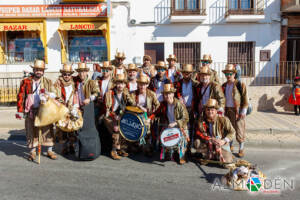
top-left (0, 107), bottom-right (300, 148)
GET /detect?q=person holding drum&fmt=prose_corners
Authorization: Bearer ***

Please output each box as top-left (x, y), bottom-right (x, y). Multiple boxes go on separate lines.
top-left (103, 74), bottom-right (135, 160)
top-left (149, 61), bottom-right (169, 103)
top-left (131, 75), bottom-right (160, 157)
top-left (126, 63), bottom-right (139, 94)
top-left (54, 63), bottom-right (80, 155)
top-left (194, 66), bottom-right (225, 120)
top-left (194, 98), bottom-right (235, 165)
top-left (150, 83), bottom-right (189, 164)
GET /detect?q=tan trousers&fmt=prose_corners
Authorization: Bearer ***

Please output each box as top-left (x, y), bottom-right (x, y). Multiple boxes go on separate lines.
top-left (194, 139), bottom-right (233, 163)
top-left (225, 107), bottom-right (246, 143)
top-left (25, 117), bottom-right (55, 148)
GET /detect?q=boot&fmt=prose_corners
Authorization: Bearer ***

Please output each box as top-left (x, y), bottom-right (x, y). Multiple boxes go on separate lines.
top-left (238, 149), bottom-right (245, 158)
top-left (47, 151), bottom-right (58, 160)
top-left (111, 150), bottom-right (121, 160)
top-left (230, 146), bottom-right (234, 152)
top-left (61, 146), bottom-right (69, 155)
top-left (179, 158), bottom-right (186, 165)
top-left (295, 106), bottom-right (299, 116)
top-left (117, 149), bottom-right (129, 157)
top-left (28, 151), bottom-right (36, 161)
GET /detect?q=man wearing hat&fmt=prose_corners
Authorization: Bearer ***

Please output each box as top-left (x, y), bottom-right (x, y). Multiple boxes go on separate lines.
top-left (150, 83), bottom-right (189, 164)
top-left (166, 54), bottom-right (182, 83)
top-left (194, 99), bottom-right (235, 164)
top-left (140, 55), bottom-right (156, 78)
top-left (131, 75), bottom-right (160, 157)
top-left (73, 62), bottom-right (99, 109)
top-left (54, 63), bottom-right (79, 155)
top-left (149, 61), bottom-right (169, 102)
top-left (197, 54), bottom-right (220, 84)
top-left (126, 63), bottom-right (139, 93)
top-left (103, 74), bottom-right (135, 160)
top-left (16, 60), bottom-right (57, 161)
top-left (195, 66), bottom-right (225, 119)
top-left (111, 51), bottom-right (127, 79)
top-left (222, 64), bottom-right (249, 158)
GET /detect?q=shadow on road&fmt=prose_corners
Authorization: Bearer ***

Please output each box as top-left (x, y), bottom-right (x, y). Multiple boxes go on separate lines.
top-left (194, 162), bottom-right (224, 184)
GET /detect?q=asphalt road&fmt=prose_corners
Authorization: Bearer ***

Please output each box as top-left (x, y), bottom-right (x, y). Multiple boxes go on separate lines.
top-left (0, 139), bottom-right (299, 200)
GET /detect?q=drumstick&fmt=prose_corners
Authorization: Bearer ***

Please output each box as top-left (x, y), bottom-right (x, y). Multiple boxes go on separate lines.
top-left (38, 128), bottom-right (42, 164)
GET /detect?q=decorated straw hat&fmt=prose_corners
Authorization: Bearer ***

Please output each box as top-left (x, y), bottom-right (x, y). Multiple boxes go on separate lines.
top-left (75, 62), bottom-right (89, 72)
top-left (60, 63), bottom-right (74, 74)
top-left (113, 74), bottom-right (127, 83)
top-left (201, 54), bottom-right (212, 63)
top-left (115, 51), bottom-right (126, 60)
top-left (155, 61), bottom-right (167, 70)
top-left (31, 59), bottom-right (47, 70)
top-left (101, 61), bottom-right (114, 70)
top-left (294, 76), bottom-right (300, 82)
top-left (137, 75), bottom-right (150, 84)
top-left (163, 83), bottom-right (176, 93)
top-left (180, 64), bottom-right (194, 73)
top-left (198, 66), bottom-right (211, 75)
top-left (126, 63), bottom-right (138, 72)
top-left (143, 55), bottom-right (152, 62)
top-left (205, 98), bottom-right (219, 109)
top-left (166, 54), bottom-right (177, 62)
top-left (222, 64), bottom-right (237, 74)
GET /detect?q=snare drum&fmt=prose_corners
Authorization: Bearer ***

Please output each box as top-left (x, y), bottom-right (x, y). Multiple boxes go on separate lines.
top-left (160, 128), bottom-right (182, 148)
top-left (119, 106), bottom-right (147, 142)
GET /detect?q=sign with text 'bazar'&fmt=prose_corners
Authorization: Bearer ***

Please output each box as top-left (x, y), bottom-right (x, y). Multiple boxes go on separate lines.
top-left (0, 4), bottom-right (107, 18)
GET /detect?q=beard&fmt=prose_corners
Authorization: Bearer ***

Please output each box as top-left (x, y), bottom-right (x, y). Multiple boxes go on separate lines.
top-left (201, 79), bottom-right (209, 84)
top-left (128, 76), bottom-right (136, 81)
top-left (34, 73), bottom-right (43, 79)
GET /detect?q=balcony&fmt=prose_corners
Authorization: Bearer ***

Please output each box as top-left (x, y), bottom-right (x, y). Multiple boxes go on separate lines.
top-left (282, 0), bottom-right (300, 12)
top-left (225, 0), bottom-right (265, 22)
top-left (170, 0), bottom-right (207, 23)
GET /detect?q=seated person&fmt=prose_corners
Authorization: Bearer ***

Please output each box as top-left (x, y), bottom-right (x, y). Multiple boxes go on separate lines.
top-left (194, 98), bottom-right (235, 164)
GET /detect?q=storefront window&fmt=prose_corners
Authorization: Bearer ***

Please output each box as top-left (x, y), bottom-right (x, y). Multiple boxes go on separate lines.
top-left (67, 30), bottom-right (107, 63)
top-left (6, 31), bottom-right (44, 64)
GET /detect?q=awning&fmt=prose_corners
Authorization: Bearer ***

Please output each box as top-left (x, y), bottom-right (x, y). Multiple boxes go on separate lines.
top-left (58, 22), bottom-right (107, 31)
top-left (0, 22), bottom-right (46, 48)
top-left (0, 23), bottom-right (42, 32)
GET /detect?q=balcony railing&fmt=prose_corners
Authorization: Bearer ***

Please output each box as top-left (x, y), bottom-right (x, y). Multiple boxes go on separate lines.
top-left (225, 0), bottom-right (265, 16)
top-left (171, 0), bottom-right (206, 15)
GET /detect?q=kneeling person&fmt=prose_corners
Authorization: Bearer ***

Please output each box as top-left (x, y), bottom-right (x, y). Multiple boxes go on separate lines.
top-left (103, 74), bottom-right (135, 160)
top-left (194, 99), bottom-right (235, 164)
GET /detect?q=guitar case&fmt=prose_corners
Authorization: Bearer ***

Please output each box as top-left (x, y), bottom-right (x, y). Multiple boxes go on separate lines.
top-left (75, 102), bottom-right (101, 161)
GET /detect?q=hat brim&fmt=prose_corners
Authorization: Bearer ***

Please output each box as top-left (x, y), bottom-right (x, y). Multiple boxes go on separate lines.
top-left (126, 68), bottom-right (139, 72)
top-left (115, 56), bottom-right (126, 60)
top-left (163, 88), bottom-right (177, 93)
top-left (31, 66), bottom-right (47, 70)
top-left (222, 70), bottom-right (236, 74)
top-left (113, 79), bottom-right (127, 83)
top-left (198, 72), bottom-right (211, 75)
top-left (180, 70), bottom-right (194, 73)
top-left (155, 65), bottom-right (167, 70)
top-left (60, 70), bottom-right (74, 74)
top-left (201, 59), bottom-right (212, 63)
top-left (137, 80), bottom-right (150, 85)
top-left (167, 58), bottom-right (177, 62)
top-left (205, 105), bottom-right (219, 109)
top-left (75, 68), bottom-right (90, 72)
top-left (101, 67), bottom-right (113, 71)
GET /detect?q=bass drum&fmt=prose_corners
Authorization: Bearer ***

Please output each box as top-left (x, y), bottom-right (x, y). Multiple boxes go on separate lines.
top-left (119, 106), bottom-right (147, 142)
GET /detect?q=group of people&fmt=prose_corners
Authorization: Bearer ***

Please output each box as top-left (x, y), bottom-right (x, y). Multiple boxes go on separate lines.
top-left (16, 52), bottom-right (249, 166)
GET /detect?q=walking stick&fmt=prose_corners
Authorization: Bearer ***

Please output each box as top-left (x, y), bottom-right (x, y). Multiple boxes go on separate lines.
top-left (38, 128), bottom-right (42, 164)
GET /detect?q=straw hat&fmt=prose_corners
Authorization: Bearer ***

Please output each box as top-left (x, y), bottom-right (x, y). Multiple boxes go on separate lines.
top-left (205, 99), bottom-right (219, 109)
top-left (294, 76), bottom-right (300, 82)
top-left (166, 54), bottom-right (177, 62)
top-left (163, 83), bottom-right (176, 93)
top-left (126, 63), bottom-right (138, 72)
top-left (137, 75), bottom-right (150, 84)
top-left (155, 61), bottom-right (167, 70)
top-left (113, 74), bottom-right (127, 83)
top-left (143, 55), bottom-right (152, 62)
top-left (101, 61), bottom-right (114, 70)
top-left (115, 52), bottom-right (126, 60)
top-left (75, 63), bottom-right (89, 72)
top-left (30, 60), bottom-right (47, 70)
top-left (201, 54), bottom-right (212, 63)
top-left (222, 64), bottom-right (237, 74)
top-left (60, 63), bottom-right (74, 74)
top-left (198, 66), bottom-right (211, 75)
top-left (180, 64), bottom-right (194, 73)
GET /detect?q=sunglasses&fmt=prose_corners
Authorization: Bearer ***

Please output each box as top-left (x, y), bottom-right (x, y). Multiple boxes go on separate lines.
top-left (225, 73), bottom-right (233, 76)
top-left (63, 73), bottom-right (72, 77)
top-left (102, 69), bottom-right (110, 73)
top-left (202, 61), bottom-right (210, 65)
top-left (157, 69), bottom-right (166, 72)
